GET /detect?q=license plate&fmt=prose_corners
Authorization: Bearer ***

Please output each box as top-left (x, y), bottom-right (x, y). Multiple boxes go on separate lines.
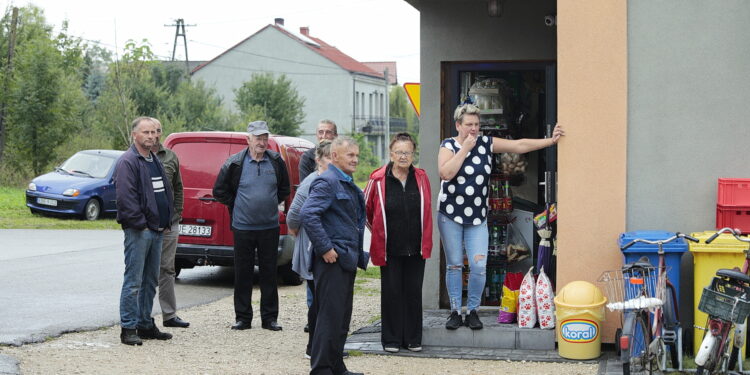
top-left (37, 197), bottom-right (58, 206)
top-left (179, 224), bottom-right (212, 237)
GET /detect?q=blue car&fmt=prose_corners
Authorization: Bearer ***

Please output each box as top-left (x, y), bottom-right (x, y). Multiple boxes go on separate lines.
top-left (26, 149), bottom-right (125, 220)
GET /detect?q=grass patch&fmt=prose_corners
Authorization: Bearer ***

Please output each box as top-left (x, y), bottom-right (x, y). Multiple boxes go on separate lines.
top-left (0, 186), bottom-right (119, 229)
top-left (357, 266), bottom-right (381, 280)
top-left (347, 350), bottom-right (364, 357)
top-left (367, 314), bottom-right (381, 324)
top-left (354, 284), bottom-right (379, 296)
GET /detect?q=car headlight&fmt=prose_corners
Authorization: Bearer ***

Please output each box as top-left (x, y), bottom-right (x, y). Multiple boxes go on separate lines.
top-left (63, 188), bottom-right (80, 197)
top-left (28, 183), bottom-right (36, 191)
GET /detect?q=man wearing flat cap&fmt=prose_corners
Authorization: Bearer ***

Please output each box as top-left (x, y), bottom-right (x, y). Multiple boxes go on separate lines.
top-left (213, 121), bottom-right (290, 331)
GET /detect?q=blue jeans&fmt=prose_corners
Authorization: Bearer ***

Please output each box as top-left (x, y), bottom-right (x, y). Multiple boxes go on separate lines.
top-left (437, 212), bottom-right (488, 312)
top-left (120, 228), bottom-right (163, 329)
top-left (307, 282), bottom-right (314, 308)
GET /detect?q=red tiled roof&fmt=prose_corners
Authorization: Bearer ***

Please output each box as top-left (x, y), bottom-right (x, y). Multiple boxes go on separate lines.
top-left (272, 25), bottom-right (384, 79)
top-left (362, 62), bottom-right (397, 84)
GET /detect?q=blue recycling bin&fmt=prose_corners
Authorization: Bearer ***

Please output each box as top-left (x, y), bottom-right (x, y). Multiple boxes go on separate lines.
top-left (618, 231), bottom-right (689, 303)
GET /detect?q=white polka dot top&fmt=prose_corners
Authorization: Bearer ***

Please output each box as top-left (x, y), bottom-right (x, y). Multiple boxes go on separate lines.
top-left (438, 135), bottom-right (492, 225)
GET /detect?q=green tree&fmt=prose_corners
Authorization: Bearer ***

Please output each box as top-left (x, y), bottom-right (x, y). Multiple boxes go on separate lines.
top-left (234, 73), bottom-right (305, 136)
top-left (390, 85), bottom-right (419, 135)
top-left (352, 133), bottom-right (382, 184)
top-left (162, 79), bottom-right (239, 132)
top-left (91, 40), bottom-right (166, 148)
top-left (7, 36), bottom-right (85, 175)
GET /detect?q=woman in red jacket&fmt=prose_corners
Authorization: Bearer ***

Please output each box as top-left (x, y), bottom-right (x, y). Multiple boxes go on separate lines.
top-left (364, 132), bottom-right (433, 353)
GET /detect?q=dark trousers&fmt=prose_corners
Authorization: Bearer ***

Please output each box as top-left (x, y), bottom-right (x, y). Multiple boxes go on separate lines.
top-left (380, 254), bottom-right (425, 348)
top-left (232, 227), bottom-right (280, 324)
top-left (306, 279), bottom-right (316, 356)
top-left (310, 257), bottom-right (355, 375)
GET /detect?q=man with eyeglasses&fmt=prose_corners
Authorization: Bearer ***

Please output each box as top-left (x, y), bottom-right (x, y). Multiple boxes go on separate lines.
top-left (151, 119), bottom-right (190, 329)
top-left (299, 120), bottom-right (338, 181)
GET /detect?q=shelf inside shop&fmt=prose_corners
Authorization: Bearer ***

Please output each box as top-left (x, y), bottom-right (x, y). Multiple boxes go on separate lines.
top-left (468, 88), bottom-right (501, 95)
top-left (481, 108), bottom-right (504, 115)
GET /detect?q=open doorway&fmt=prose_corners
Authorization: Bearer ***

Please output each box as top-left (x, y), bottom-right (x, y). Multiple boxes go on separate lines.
top-left (438, 61), bottom-right (558, 309)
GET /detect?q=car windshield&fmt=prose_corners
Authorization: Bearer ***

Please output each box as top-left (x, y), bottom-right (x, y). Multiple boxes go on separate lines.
top-left (59, 153), bottom-right (116, 179)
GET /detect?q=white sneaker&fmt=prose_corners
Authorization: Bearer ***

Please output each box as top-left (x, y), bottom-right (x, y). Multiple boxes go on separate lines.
top-left (383, 346), bottom-right (400, 353)
top-left (407, 345), bottom-right (422, 352)
top-left (304, 352), bottom-right (311, 359)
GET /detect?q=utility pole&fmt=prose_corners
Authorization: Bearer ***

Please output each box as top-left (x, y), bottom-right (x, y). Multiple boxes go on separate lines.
top-left (0, 7), bottom-right (19, 164)
top-left (164, 18), bottom-right (195, 74)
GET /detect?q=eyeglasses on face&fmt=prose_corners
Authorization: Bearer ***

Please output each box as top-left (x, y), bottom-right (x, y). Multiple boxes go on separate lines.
top-left (317, 130), bottom-right (335, 135)
top-left (391, 151), bottom-right (413, 157)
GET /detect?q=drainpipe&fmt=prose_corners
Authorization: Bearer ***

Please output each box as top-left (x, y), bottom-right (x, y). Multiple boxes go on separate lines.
top-left (384, 68), bottom-right (390, 163)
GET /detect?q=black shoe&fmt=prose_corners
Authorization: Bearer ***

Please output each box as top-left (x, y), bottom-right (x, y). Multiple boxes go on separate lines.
top-left (341, 371), bottom-right (364, 375)
top-left (262, 321), bottom-right (283, 331)
top-left (164, 316), bottom-right (190, 328)
top-left (466, 310), bottom-right (483, 330)
top-left (231, 321), bottom-right (252, 330)
top-left (445, 311), bottom-right (463, 330)
top-left (120, 328), bottom-right (142, 346)
top-left (342, 351), bottom-right (349, 359)
top-left (137, 324), bottom-right (173, 340)
top-left (304, 323), bottom-right (309, 333)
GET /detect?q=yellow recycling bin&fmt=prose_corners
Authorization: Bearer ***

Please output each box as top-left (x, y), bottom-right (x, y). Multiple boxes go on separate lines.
top-left (690, 231), bottom-right (749, 356)
top-left (554, 280), bottom-right (607, 360)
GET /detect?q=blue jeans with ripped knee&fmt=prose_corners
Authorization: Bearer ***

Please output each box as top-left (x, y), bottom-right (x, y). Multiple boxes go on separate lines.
top-left (437, 212), bottom-right (488, 312)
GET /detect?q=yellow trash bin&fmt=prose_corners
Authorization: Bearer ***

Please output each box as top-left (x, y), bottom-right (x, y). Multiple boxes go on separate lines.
top-left (690, 231), bottom-right (749, 356)
top-left (554, 280), bottom-right (607, 360)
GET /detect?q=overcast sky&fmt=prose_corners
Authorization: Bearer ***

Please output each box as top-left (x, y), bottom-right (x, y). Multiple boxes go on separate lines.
top-left (6, 0), bottom-right (421, 83)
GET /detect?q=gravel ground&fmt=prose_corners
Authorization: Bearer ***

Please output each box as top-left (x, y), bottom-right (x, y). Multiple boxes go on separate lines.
top-left (2, 277), bottom-right (598, 375)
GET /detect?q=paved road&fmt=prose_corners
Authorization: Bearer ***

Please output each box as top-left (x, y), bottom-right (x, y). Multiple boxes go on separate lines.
top-left (0, 229), bottom-right (235, 346)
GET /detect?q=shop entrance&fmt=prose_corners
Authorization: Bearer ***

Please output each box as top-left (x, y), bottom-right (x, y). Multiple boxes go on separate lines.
top-left (438, 61), bottom-right (558, 309)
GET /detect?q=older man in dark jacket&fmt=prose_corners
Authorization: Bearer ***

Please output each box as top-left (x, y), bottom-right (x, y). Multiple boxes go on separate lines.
top-left (302, 136), bottom-right (368, 375)
top-left (114, 116), bottom-right (174, 346)
top-left (213, 121), bottom-right (290, 332)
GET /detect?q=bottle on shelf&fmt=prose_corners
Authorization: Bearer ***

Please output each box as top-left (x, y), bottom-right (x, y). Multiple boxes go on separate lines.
top-left (489, 175), bottom-right (502, 212)
top-left (501, 178), bottom-right (513, 214)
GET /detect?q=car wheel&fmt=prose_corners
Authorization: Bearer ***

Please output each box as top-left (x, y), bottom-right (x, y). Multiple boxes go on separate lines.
top-left (83, 199), bottom-right (101, 221)
top-left (30, 208), bottom-right (42, 215)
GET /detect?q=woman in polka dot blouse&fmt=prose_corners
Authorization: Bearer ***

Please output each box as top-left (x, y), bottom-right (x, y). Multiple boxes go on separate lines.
top-left (437, 103), bottom-right (564, 330)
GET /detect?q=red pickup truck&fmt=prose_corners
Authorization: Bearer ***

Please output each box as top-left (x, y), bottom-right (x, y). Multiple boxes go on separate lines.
top-left (163, 131), bottom-right (314, 284)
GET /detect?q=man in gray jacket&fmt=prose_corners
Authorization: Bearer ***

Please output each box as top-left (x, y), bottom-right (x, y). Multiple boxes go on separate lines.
top-left (213, 121), bottom-right (290, 332)
top-left (151, 119), bottom-right (189, 329)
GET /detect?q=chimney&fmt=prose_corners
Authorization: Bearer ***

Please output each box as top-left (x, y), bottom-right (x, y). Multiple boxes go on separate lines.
top-left (274, 18), bottom-right (284, 26)
top-left (300, 26), bottom-right (309, 36)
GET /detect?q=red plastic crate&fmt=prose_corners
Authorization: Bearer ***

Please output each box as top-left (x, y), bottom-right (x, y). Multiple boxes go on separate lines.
top-left (716, 205), bottom-right (750, 234)
top-left (718, 178), bottom-right (750, 207)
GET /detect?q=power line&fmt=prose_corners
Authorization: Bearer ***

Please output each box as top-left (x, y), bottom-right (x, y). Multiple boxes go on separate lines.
top-left (189, 39), bottom-right (344, 71)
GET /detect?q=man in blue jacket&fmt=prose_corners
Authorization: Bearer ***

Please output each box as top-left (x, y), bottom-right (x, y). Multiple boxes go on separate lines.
top-left (302, 137), bottom-right (369, 375)
top-left (114, 116), bottom-right (174, 345)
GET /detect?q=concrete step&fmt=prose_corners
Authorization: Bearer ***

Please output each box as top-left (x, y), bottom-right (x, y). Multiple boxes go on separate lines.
top-left (422, 309), bottom-right (556, 350)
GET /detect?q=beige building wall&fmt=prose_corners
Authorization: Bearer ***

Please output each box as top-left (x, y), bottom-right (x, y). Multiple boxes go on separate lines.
top-left (556, 1), bottom-right (628, 342)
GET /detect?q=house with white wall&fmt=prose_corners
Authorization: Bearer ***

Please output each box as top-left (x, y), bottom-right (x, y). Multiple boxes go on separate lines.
top-left (191, 18), bottom-right (392, 154)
